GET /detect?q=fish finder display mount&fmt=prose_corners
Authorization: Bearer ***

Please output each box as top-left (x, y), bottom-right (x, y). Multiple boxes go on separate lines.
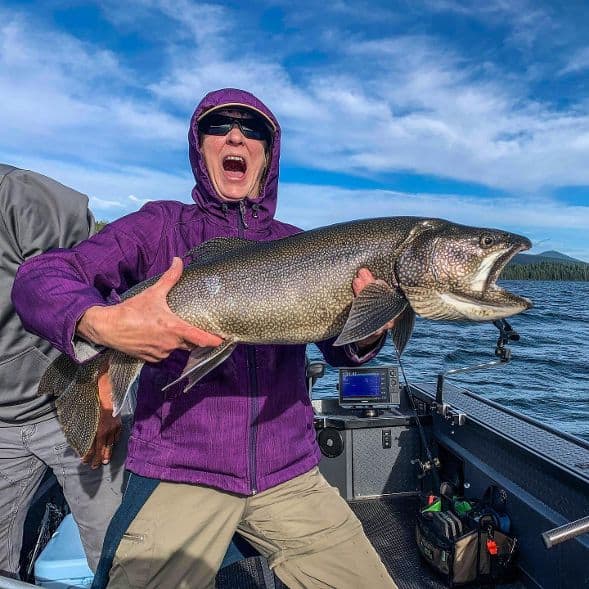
top-left (338, 366), bottom-right (400, 417)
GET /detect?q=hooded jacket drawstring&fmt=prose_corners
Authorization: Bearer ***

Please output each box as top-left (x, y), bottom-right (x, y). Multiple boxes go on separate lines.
top-left (220, 200), bottom-right (253, 229)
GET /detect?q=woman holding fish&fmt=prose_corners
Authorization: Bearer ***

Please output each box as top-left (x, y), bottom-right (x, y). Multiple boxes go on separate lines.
top-left (13, 89), bottom-right (398, 588)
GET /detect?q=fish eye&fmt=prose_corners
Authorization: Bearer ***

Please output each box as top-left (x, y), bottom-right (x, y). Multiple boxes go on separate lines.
top-left (480, 234), bottom-right (495, 248)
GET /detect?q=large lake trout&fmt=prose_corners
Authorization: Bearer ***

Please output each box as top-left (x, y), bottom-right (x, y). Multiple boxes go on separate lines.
top-left (41, 217), bottom-right (532, 455)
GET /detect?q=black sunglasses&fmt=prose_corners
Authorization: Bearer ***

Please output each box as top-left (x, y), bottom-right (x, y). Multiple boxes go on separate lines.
top-left (200, 112), bottom-right (272, 142)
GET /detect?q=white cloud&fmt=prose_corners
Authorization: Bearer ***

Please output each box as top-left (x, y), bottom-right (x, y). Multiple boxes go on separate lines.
top-left (421, 0), bottom-right (555, 48)
top-left (0, 11), bottom-right (186, 165)
top-left (560, 47), bottom-right (589, 76)
top-left (277, 183), bottom-right (589, 260)
top-left (128, 194), bottom-right (153, 205)
top-left (271, 34), bottom-right (589, 192)
top-left (0, 150), bottom-right (194, 219)
top-left (4, 2), bottom-right (589, 194)
top-left (278, 183), bottom-right (589, 230)
top-left (1, 1), bottom-right (588, 262)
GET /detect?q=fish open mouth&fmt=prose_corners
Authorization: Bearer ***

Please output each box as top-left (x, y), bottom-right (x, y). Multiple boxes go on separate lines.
top-left (484, 240), bottom-right (531, 293)
top-left (407, 235), bottom-right (534, 321)
top-left (396, 224), bottom-right (535, 322)
top-left (460, 237), bottom-right (533, 318)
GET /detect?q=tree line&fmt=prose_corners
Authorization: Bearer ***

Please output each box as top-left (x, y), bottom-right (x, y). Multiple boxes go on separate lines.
top-left (502, 261), bottom-right (589, 281)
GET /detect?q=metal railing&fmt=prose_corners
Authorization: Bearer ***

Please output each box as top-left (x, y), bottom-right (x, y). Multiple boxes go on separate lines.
top-left (542, 515), bottom-right (589, 549)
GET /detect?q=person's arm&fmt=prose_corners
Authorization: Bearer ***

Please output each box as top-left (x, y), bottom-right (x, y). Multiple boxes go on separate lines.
top-left (2, 168), bottom-right (122, 464)
top-left (0, 168), bottom-right (94, 259)
top-left (317, 268), bottom-right (394, 367)
top-left (12, 201), bottom-right (222, 364)
top-left (76, 257), bottom-right (223, 362)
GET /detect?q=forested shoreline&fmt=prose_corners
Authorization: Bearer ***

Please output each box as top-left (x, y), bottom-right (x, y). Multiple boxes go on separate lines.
top-left (501, 261), bottom-right (589, 281)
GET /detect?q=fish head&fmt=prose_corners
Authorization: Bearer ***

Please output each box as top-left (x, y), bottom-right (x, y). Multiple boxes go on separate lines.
top-left (396, 220), bottom-right (533, 321)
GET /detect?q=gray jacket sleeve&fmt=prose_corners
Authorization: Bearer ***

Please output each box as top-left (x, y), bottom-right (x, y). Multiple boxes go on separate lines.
top-left (0, 165), bottom-right (95, 424)
top-left (0, 167), bottom-right (95, 259)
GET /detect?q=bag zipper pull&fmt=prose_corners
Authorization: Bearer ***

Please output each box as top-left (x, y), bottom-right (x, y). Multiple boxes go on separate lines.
top-left (486, 527), bottom-right (498, 555)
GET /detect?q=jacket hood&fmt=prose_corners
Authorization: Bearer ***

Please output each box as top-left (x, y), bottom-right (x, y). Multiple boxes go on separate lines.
top-left (188, 88), bottom-right (281, 230)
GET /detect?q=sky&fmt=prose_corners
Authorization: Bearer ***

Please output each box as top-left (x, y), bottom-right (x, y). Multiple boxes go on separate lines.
top-left (1, 0), bottom-right (589, 260)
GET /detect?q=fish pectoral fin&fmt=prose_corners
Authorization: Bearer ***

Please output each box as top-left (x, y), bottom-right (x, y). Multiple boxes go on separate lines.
top-left (109, 352), bottom-right (144, 417)
top-left (161, 340), bottom-right (237, 393)
top-left (391, 306), bottom-right (416, 355)
top-left (334, 280), bottom-right (408, 346)
top-left (186, 237), bottom-right (255, 267)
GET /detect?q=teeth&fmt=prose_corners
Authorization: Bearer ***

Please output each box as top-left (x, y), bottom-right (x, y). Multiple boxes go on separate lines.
top-left (224, 156), bottom-right (245, 163)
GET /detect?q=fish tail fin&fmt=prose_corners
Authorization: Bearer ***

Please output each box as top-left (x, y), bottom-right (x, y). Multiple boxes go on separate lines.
top-left (38, 353), bottom-right (81, 398)
top-left (108, 351), bottom-right (144, 416)
top-left (54, 355), bottom-right (105, 456)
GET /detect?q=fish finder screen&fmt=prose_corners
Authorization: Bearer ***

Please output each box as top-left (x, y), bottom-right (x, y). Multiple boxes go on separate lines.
top-left (340, 373), bottom-right (382, 400)
top-left (338, 366), bottom-right (398, 408)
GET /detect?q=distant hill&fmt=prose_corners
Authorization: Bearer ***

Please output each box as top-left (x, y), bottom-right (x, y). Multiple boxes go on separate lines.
top-left (510, 251), bottom-right (586, 265)
top-left (504, 250), bottom-right (589, 281)
top-left (537, 250), bottom-right (583, 262)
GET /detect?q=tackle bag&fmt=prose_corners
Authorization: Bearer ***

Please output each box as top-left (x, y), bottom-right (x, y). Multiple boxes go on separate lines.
top-left (415, 486), bottom-right (518, 586)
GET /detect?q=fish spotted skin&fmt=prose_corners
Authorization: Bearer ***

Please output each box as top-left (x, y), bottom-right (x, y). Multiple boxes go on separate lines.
top-left (39, 216), bottom-right (533, 455)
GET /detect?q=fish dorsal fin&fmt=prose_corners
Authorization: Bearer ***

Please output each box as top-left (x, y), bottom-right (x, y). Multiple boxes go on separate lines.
top-left (391, 305), bottom-right (416, 355)
top-left (186, 237), bottom-right (255, 267)
top-left (334, 280), bottom-right (408, 346)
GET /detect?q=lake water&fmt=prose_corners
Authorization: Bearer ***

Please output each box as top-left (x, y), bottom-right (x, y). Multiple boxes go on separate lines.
top-left (308, 280), bottom-right (589, 443)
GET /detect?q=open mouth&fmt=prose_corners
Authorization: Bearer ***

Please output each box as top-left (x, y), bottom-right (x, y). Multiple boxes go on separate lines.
top-left (403, 231), bottom-right (533, 322)
top-left (440, 238), bottom-right (533, 319)
top-left (485, 240), bottom-right (531, 293)
top-left (223, 155), bottom-right (247, 179)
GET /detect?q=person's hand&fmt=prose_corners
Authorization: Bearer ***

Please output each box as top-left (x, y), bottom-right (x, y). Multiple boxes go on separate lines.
top-left (352, 268), bottom-right (396, 351)
top-left (82, 363), bottom-right (121, 468)
top-left (77, 257), bottom-right (224, 362)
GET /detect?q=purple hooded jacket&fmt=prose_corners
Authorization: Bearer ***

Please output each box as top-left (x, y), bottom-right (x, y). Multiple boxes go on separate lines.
top-left (12, 89), bottom-right (380, 495)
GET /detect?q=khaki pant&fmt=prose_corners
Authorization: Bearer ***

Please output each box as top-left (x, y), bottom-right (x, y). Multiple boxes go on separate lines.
top-left (108, 467), bottom-right (397, 589)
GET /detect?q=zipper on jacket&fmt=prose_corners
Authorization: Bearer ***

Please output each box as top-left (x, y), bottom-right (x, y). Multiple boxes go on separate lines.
top-left (237, 201), bottom-right (258, 495)
top-left (239, 199), bottom-right (249, 229)
top-left (247, 346), bottom-right (259, 495)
